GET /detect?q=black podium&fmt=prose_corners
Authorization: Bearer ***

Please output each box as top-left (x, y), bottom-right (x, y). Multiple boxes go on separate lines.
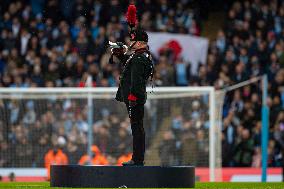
top-left (50, 165), bottom-right (195, 188)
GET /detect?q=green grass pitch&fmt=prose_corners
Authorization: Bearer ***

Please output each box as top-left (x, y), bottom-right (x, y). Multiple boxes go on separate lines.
top-left (0, 182), bottom-right (284, 189)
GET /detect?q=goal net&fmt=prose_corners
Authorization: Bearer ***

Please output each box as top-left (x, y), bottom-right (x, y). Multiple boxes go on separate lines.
top-left (0, 87), bottom-right (222, 181)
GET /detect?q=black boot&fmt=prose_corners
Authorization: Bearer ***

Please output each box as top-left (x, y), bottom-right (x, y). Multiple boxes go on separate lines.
top-left (122, 160), bottom-right (144, 166)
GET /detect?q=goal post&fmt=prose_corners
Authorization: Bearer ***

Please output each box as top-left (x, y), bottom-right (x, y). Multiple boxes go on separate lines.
top-left (219, 75), bottom-right (269, 182)
top-left (209, 88), bottom-right (216, 182)
top-left (0, 86), bottom-right (222, 181)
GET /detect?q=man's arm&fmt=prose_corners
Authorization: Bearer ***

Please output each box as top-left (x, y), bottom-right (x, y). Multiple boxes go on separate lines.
top-left (128, 56), bottom-right (145, 103)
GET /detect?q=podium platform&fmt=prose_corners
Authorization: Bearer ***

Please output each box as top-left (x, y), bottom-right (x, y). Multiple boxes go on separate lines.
top-left (50, 165), bottom-right (195, 188)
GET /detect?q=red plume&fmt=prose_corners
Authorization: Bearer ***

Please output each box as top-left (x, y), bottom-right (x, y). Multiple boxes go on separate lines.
top-left (126, 4), bottom-right (137, 27)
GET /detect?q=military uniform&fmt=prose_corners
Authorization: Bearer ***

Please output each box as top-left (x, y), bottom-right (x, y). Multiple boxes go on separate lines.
top-left (114, 47), bottom-right (153, 165)
top-left (109, 4), bottom-right (154, 166)
top-left (109, 24), bottom-right (153, 165)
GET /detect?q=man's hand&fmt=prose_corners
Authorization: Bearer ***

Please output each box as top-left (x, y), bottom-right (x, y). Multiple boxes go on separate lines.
top-left (128, 94), bottom-right (137, 107)
top-left (109, 41), bottom-right (127, 56)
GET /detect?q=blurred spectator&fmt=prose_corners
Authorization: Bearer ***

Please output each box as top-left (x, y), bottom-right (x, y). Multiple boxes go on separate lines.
top-left (159, 131), bottom-right (177, 166)
top-left (274, 111), bottom-right (284, 180)
top-left (93, 126), bottom-right (111, 154)
top-left (174, 58), bottom-right (190, 86)
top-left (65, 141), bottom-right (82, 165)
top-left (233, 129), bottom-right (254, 167)
top-left (31, 121), bottom-right (49, 167)
top-left (9, 172), bottom-right (15, 182)
top-left (252, 147), bottom-right (261, 167)
top-left (78, 145), bottom-right (108, 165)
top-left (22, 101), bottom-right (36, 126)
top-left (15, 136), bottom-right (32, 167)
top-left (196, 130), bottom-right (208, 166)
top-left (44, 145), bottom-right (68, 180)
top-left (0, 141), bottom-right (11, 167)
top-left (110, 127), bottom-right (132, 156)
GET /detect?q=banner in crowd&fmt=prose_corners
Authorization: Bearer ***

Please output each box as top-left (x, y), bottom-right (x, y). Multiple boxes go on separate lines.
top-left (147, 32), bottom-right (209, 74)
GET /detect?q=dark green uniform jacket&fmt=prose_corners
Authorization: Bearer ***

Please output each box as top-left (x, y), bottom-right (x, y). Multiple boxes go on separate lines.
top-left (115, 48), bottom-right (153, 105)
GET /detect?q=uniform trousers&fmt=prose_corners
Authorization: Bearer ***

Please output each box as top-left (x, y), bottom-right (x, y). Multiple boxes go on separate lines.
top-left (125, 103), bottom-right (145, 163)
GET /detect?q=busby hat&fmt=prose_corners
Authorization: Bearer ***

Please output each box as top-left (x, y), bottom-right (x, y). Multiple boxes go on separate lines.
top-left (126, 4), bottom-right (148, 42)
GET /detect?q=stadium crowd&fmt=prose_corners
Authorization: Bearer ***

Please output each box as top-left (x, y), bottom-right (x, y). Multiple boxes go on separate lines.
top-left (0, 0), bottom-right (283, 170)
